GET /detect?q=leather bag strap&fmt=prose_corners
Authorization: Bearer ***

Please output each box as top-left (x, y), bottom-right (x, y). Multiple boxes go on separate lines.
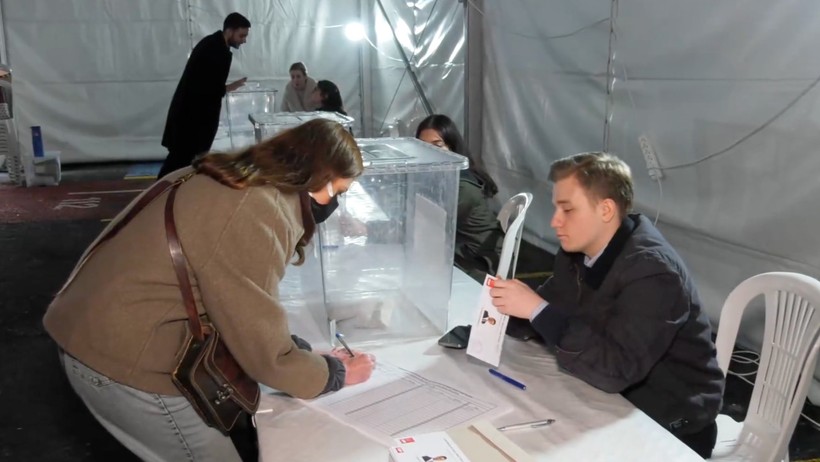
top-left (163, 182), bottom-right (205, 341)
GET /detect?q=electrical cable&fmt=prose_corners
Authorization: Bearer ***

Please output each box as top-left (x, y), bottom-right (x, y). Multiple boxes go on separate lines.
top-left (659, 74), bottom-right (820, 171)
top-left (653, 177), bottom-right (662, 226)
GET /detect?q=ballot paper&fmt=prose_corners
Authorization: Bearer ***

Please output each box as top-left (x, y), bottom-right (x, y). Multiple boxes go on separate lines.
top-left (466, 275), bottom-right (509, 367)
top-left (305, 362), bottom-right (507, 445)
top-left (389, 432), bottom-right (470, 462)
top-left (389, 420), bottom-right (535, 462)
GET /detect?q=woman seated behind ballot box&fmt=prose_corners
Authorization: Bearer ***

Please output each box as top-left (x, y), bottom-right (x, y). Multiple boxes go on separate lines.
top-left (281, 61), bottom-right (318, 112)
top-left (311, 79), bottom-right (347, 115)
top-left (43, 119), bottom-right (376, 462)
top-left (416, 114), bottom-right (504, 280)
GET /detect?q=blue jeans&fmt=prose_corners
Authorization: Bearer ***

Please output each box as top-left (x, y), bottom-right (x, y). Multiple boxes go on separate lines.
top-left (61, 351), bottom-right (241, 462)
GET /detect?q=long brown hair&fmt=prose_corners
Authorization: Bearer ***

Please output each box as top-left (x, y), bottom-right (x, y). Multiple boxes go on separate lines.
top-left (193, 118), bottom-right (363, 264)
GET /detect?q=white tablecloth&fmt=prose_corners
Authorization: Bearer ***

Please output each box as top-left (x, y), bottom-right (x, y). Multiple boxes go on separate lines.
top-left (257, 269), bottom-right (704, 461)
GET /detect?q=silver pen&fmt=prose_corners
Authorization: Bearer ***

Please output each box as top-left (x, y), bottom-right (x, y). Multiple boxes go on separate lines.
top-left (497, 419), bottom-right (556, 432)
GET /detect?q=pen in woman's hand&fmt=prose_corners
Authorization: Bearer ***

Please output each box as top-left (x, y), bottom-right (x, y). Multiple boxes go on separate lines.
top-left (335, 332), bottom-right (355, 357)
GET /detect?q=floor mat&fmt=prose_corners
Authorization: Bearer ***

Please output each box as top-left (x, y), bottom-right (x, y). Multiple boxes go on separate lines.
top-left (0, 179), bottom-right (151, 223)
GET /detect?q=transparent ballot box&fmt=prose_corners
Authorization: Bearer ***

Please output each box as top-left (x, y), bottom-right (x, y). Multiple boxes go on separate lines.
top-left (216, 80), bottom-right (278, 150)
top-left (279, 138), bottom-right (467, 347)
top-left (249, 111), bottom-right (354, 142)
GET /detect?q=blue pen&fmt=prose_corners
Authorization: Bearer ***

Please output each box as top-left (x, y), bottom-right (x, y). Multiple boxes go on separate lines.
top-left (335, 332), bottom-right (355, 357)
top-left (489, 369), bottom-right (527, 390)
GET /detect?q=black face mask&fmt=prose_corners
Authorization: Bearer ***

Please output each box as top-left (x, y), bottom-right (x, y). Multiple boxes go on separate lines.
top-left (310, 195), bottom-right (340, 224)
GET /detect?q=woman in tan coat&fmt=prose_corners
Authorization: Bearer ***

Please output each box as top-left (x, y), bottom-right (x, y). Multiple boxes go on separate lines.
top-left (43, 119), bottom-right (375, 461)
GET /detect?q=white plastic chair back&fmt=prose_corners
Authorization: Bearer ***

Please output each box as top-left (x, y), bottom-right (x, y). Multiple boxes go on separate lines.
top-left (495, 192), bottom-right (533, 279)
top-left (711, 272), bottom-right (820, 462)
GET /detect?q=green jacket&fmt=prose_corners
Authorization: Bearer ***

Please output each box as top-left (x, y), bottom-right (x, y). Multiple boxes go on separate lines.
top-left (455, 171), bottom-right (504, 275)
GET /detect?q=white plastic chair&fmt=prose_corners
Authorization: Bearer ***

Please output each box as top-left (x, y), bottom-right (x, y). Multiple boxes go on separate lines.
top-left (711, 272), bottom-right (820, 462)
top-left (495, 192), bottom-right (533, 279)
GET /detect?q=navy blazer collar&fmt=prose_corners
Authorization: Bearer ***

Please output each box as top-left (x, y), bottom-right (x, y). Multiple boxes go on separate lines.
top-left (569, 215), bottom-right (638, 289)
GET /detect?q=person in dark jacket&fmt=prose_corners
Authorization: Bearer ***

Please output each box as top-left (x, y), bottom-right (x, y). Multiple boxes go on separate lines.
top-left (158, 12), bottom-right (251, 178)
top-left (489, 152), bottom-right (725, 458)
top-left (416, 114), bottom-right (503, 280)
top-left (310, 80), bottom-right (347, 115)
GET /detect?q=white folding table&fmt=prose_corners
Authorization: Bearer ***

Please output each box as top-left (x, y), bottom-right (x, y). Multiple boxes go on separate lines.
top-left (256, 269), bottom-right (705, 461)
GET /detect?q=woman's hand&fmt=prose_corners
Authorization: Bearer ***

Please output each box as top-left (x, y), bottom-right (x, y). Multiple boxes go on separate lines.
top-left (327, 347), bottom-right (352, 361)
top-left (341, 352), bottom-right (376, 385)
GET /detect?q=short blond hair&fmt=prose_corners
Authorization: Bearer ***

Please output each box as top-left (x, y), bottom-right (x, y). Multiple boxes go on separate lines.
top-left (548, 152), bottom-right (633, 217)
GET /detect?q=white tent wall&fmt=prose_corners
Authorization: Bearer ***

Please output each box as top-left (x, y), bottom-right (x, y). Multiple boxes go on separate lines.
top-left (610, 0), bottom-right (820, 402)
top-left (0, 2), bottom-right (8, 64)
top-left (4, 0), bottom-right (364, 163)
top-left (477, 0), bottom-right (612, 236)
top-left (4, 1), bottom-right (187, 163)
top-left (4, 0), bottom-right (462, 163)
top-left (474, 0), bottom-right (820, 401)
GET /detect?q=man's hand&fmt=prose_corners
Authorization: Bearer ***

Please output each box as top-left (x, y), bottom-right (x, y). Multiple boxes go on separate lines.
top-left (226, 77), bottom-right (247, 92)
top-left (490, 278), bottom-right (545, 319)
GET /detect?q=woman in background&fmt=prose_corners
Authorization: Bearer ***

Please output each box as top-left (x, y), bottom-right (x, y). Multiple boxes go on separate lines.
top-left (311, 80), bottom-right (347, 115)
top-left (416, 114), bottom-right (504, 280)
top-left (281, 62), bottom-right (317, 112)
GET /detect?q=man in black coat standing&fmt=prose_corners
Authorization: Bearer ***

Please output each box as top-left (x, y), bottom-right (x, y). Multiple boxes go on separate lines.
top-left (158, 12), bottom-right (251, 178)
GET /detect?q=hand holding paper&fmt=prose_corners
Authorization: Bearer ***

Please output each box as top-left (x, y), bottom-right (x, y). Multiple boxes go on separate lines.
top-left (489, 278), bottom-right (545, 319)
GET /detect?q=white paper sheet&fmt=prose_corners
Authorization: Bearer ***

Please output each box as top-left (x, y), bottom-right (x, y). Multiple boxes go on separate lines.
top-left (304, 362), bottom-right (507, 445)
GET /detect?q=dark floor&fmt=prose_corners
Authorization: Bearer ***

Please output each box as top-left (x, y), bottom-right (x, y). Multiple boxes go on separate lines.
top-left (1, 162), bottom-right (818, 461)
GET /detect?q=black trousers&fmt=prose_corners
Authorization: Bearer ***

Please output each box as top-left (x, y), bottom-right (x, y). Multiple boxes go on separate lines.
top-left (676, 421), bottom-right (718, 458)
top-left (158, 149), bottom-right (198, 179)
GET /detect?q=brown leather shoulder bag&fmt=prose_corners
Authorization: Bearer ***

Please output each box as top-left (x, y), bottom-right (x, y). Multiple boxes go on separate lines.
top-left (164, 179), bottom-right (260, 435)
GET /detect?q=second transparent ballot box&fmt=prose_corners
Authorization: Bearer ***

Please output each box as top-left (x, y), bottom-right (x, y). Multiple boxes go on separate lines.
top-left (249, 111), bottom-right (354, 142)
top-left (217, 80), bottom-right (278, 149)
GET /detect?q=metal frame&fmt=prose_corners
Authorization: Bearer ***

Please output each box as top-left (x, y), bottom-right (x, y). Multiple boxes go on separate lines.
top-left (374, 0), bottom-right (434, 117)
